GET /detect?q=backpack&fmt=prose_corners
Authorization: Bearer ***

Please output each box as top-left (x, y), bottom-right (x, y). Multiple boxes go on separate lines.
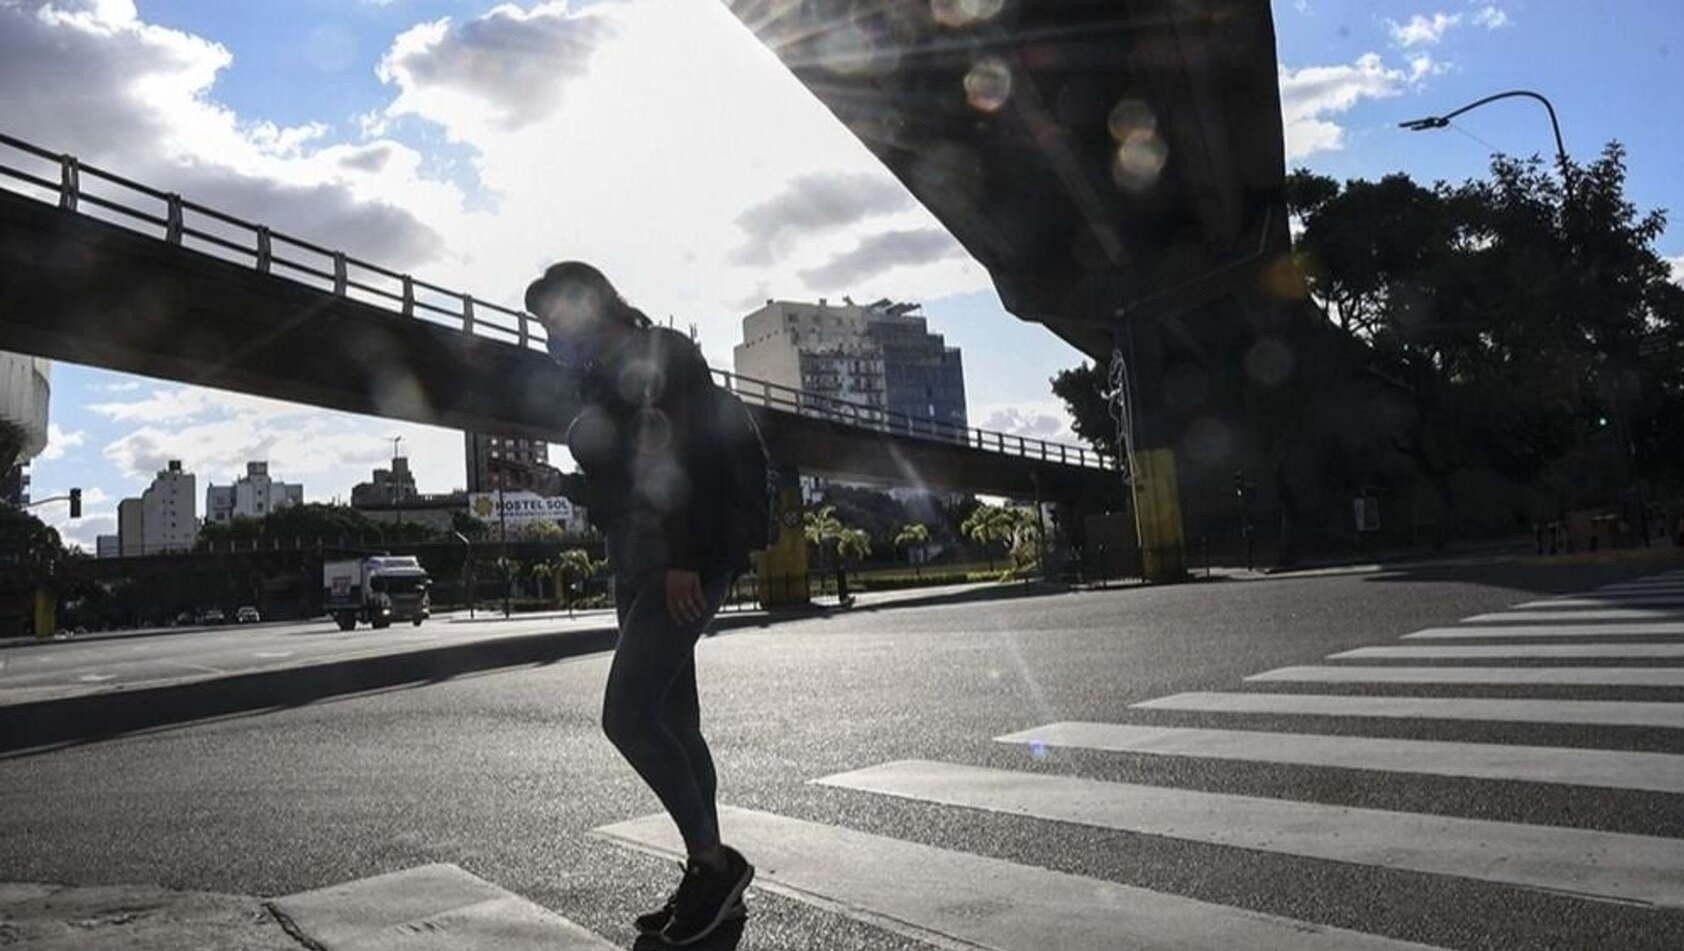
top-left (704, 382), bottom-right (777, 555)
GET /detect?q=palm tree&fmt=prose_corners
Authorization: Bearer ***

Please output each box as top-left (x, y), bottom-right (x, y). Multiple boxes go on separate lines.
top-left (835, 526), bottom-right (872, 565)
top-left (893, 522), bottom-right (930, 578)
top-left (554, 548), bottom-right (597, 615)
top-left (528, 561), bottom-right (553, 603)
top-left (803, 504), bottom-right (844, 568)
top-left (960, 504), bottom-right (1015, 571)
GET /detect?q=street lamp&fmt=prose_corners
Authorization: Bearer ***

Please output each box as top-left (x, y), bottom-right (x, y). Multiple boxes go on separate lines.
top-left (1399, 89), bottom-right (1568, 180)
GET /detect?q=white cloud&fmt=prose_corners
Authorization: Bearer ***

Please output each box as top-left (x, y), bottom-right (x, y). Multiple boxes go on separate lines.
top-left (1667, 253), bottom-right (1684, 286)
top-left (1388, 12), bottom-right (1462, 47)
top-left (378, 2), bottom-right (613, 133)
top-left (1472, 5), bottom-right (1510, 30)
top-left (0, 0), bottom-right (454, 266)
top-left (732, 172), bottom-right (913, 267)
top-left (974, 403), bottom-right (1075, 443)
top-left (39, 423), bottom-right (86, 461)
top-left (1278, 54), bottom-right (1414, 160)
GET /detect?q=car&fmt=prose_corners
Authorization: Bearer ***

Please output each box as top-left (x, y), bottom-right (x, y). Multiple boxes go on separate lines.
top-left (197, 608), bottom-right (226, 625)
top-left (174, 611), bottom-right (194, 626)
top-left (235, 606), bottom-right (260, 624)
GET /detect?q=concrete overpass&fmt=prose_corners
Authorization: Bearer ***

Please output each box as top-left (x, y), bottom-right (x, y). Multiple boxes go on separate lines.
top-left (727, 1), bottom-right (1299, 578)
top-left (0, 131), bottom-right (1115, 507)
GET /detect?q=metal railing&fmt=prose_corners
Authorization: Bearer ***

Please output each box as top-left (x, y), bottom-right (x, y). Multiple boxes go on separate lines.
top-left (713, 368), bottom-right (1115, 470)
top-left (0, 130), bottom-right (1115, 471)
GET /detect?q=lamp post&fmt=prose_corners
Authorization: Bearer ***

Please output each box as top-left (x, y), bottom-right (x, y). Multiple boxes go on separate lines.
top-left (452, 530), bottom-right (473, 619)
top-left (1399, 89), bottom-right (1568, 183)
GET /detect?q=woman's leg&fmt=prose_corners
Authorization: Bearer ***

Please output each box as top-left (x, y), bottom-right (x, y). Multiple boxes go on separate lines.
top-left (601, 570), bottom-right (732, 855)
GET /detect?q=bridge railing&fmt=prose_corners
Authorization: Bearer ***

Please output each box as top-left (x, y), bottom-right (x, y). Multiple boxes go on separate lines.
top-left (713, 369), bottom-right (1116, 470)
top-left (0, 131), bottom-right (540, 349)
top-left (0, 130), bottom-right (1115, 471)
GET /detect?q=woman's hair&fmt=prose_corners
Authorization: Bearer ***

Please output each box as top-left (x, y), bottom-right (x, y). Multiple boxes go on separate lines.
top-left (524, 260), bottom-right (652, 330)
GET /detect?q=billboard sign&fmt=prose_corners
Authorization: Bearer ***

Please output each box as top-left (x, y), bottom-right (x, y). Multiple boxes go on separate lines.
top-left (468, 491), bottom-right (578, 526)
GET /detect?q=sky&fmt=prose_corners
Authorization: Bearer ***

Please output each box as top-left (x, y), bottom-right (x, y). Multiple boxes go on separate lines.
top-left (4, 0), bottom-right (1682, 552)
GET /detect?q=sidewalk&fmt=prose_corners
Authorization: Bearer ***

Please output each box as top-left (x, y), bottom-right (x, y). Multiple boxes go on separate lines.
top-left (0, 881), bottom-right (300, 950)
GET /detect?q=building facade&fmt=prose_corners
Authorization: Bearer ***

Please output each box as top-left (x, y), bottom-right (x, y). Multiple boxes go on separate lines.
top-left (95, 534), bottom-right (119, 559)
top-left (140, 460), bottom-right (196, 555)
top-left (350, 456), bottom-right (420, 508)
top-left (465, 433), bottom-right (551, 493)
top-left (205, 461), bottom-right (304, 524)
top-left (733, 298), bottom-right (966, 430)
top-left (117, 498), bottom-right (144, 557)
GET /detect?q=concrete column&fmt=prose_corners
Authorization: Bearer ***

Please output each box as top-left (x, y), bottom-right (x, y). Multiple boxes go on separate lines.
top-left (757, 465), bottom-right (809, 608)
top-left (1122, 319), bottom-right (1187, 583)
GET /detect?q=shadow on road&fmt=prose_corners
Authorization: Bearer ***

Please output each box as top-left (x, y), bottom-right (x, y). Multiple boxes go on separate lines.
top-left (1353, 550), bottom-right (1684, 598)
top-left (631, 917), bottom-right (746, 950)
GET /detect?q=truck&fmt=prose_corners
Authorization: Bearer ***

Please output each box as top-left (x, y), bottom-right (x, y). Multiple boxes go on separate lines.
top-left (323, 556), bottom-right (432, 631)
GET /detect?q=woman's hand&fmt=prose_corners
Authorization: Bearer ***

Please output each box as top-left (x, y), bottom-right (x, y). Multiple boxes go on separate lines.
top-left (665, 569), bottom-right (707, 626)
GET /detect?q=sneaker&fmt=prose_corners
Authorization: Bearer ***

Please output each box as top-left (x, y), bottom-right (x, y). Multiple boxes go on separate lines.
top-left (633, 880), bottom-right (745, 937)
top-left (660, 846), bottom-right (754, 946)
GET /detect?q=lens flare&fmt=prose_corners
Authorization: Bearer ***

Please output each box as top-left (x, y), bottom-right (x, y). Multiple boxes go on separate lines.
top-left (964, 57), bottom-right (1012, 112)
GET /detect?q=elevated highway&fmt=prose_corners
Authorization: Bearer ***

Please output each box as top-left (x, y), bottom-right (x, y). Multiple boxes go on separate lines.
top-left (0, 132), bottom-right (1115, 506)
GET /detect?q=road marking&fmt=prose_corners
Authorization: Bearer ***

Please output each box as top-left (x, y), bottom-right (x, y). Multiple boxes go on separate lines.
top-left (996, 722), bottom-right (1684, 794)
top-left (1133, 692), bottom-right (1684, 729)
top-left (595, 805), bottom-right (1444, 951)
top-left (253, 651), bottom-right (293, 659)
top-left (1466, 609), bottom-right (1684, 622)
top-left (76, 673), bottom-right (114, 683)
top-left (1331, 643), bottom-right (1684, 659)
top-left (1405, 622), bottom-right (1684, 639)
top-left (815, 760), bottom-right (1684, 909)
top-left (1515, 596), bottom-right (1684, 608)
top-left (1248, 665), bottom-right (1684, 687)
top-left (269, 863), bottom-right (614, 950)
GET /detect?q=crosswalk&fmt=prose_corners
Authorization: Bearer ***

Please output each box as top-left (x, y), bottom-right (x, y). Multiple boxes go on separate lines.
top-left (591, 567), bottom-right (1684, 948)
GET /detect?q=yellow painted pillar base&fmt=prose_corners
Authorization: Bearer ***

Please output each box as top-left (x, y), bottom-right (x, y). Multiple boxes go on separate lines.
top-left (33, 588), bottom-right (55, 639)
top-left (758, 471), bottom-right (809, 608)
top-left (1131, 448), bottom-right (1187, 583)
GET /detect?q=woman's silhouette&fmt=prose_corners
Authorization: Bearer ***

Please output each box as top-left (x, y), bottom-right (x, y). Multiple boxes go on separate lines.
top-left (527, 261), bottom-right (755, 946)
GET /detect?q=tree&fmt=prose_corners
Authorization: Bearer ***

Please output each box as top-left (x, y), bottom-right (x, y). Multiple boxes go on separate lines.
top-left (892, 522), bottom-right (930, 577)
top-left (552, 547), bottom-right (599, 613)
top-left (835, 527), bottom-right (872, 565)
top-left (803, 504), bottom-right (844, 567)
top-left (1049, 357), bottom-right (1119, 460)
top-left (960, 503), bottom-right (1016, 570)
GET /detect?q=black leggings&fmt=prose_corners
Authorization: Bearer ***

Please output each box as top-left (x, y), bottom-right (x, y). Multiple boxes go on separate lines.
top-left (601, 568), bottom-right (734, 856)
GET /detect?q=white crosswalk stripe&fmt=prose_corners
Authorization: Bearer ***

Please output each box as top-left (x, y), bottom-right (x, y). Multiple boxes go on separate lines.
top-left (1465, 608), bottom-right (1683, 621)
top-left (594, 806), bottom-right (1449, 950)
top-left (1246, 664), bottom-right (1684, 686)
top-left (1331, 642), bottom-right (1684, 659)
top-left (1134, 691), bottom-right (1684, 727)
top-left (1514, 595), bottom-right (1684, 607)
top-left (814, 759), bottom-right (1684, 909)
top-left (1405, 621), bottom-right (1684, 638)
top-left (995, 722), bottom-right (1684, 794)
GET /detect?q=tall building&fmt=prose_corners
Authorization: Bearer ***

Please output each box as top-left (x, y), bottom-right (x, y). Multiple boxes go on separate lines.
top-left (733, 298), bottom-right (967, 430)
top-left (140, 460), bottom-right (196, 555)
top-left (350, 456), bottom-right (419, 508)
top-left (95, 534), bottom-right (119, 559)
top-left (206, 461), bottom-right (303, 524)
top-left (117, 498), bottom-right (144, 557)
top-left (465, 433), bottom-right (551, 493)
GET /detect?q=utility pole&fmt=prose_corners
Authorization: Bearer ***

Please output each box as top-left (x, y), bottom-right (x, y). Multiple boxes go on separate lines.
top-left (499, 488), bottom-right (511, 618)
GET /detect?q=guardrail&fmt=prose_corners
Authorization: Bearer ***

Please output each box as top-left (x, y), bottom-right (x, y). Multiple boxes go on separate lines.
top-left (713, 369), bottom-right (1115, 469)
top-left (0, 130), bottom-right (1116, 472)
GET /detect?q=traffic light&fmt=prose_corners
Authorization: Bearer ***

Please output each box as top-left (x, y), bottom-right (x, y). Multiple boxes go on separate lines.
top-left (68, 487), bottom-right (81, 518)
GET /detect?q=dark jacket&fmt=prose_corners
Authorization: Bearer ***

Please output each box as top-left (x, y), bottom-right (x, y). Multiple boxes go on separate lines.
top-left (558, 326), bottom-right (742, 573)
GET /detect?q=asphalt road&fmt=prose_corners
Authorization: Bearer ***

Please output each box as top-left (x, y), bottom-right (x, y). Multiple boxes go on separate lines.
top-left (2, 557), bottom-right (1682, 950)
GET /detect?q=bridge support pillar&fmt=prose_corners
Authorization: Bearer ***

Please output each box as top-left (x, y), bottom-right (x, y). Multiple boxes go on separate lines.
top-left (1132, 448), bottom-right (1187, 583)
top-left (757, 465), bottom-right (809, 608)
